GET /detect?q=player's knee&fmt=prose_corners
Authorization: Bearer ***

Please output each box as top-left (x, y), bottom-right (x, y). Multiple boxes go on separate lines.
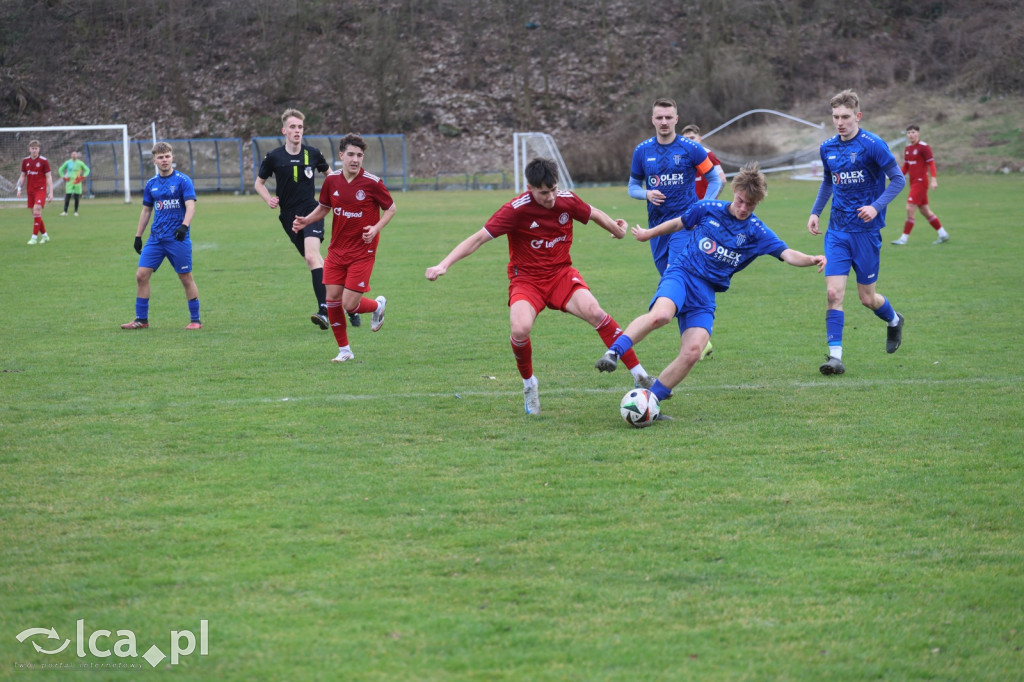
top-left (648, 309), bottom-right (674, 328)
top-left (510, 322), bottom-right (533, 339)
top-left (678, 341), bottom-right (705, 365)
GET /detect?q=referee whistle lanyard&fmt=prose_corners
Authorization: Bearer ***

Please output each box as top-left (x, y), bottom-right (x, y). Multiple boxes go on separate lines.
top-left (293, 149), bottom-right (309, 182)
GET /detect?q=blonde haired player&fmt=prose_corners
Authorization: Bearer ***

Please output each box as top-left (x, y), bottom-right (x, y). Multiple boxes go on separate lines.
top-left (597, 163), bottom-right (825, 417)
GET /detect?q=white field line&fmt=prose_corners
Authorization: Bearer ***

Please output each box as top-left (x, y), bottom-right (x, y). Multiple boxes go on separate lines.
top-left (257, 375), bottom-right (1021, 406)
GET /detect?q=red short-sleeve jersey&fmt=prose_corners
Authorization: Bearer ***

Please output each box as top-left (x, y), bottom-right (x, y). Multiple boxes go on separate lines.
top-left (902, 142), bottom-right (935, 183)
top-left (318, 169), bottom-right (395, 261)
top-left (484, 190), bottom-right (593, 280)
top-left (21, 156), bottom-right (51, 194)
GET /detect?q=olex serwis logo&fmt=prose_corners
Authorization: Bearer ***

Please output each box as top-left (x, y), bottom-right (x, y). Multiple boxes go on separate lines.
top-left (14, 619), bottom-right (208, 669)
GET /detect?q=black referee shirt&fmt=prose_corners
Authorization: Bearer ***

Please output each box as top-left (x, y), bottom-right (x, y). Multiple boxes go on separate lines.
top-left (257, 144), bottom-right (331, 212)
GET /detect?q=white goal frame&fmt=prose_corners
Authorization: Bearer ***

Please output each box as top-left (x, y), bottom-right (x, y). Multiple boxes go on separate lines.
top-left (0, 125), bottom-right (131, 203)
top-left (513, 132), bottom-right (574, 194)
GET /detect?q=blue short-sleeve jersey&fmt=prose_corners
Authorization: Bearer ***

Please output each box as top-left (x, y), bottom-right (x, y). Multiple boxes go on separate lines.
top-left (143, 171), bottom-right (196, 240)
top-left (672, 200), bottom-right (788, 292)
top-left (630, 135), bottom-right (709, 264)
top-left (818, 130), bottom-right (898, 233)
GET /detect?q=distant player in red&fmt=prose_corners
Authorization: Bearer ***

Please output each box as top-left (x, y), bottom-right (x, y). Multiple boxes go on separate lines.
top-left (16, 140), bottom-right (54, 245)
top-left (681, 124), bottom-right (727, 199)
top-left (292, 133), bottom-right (395, 363)
top-left (892, 124), bottom-right (950, 245)
top-left (425, 157), bottom-right (654, 416)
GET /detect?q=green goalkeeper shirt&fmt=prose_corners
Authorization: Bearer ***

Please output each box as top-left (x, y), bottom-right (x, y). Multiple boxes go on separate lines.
top-left (58, 158), bottom-right (90, 194)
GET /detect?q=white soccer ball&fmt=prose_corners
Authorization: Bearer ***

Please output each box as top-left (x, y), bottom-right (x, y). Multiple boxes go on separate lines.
top-left (619, 388), bottom-right (660, 428)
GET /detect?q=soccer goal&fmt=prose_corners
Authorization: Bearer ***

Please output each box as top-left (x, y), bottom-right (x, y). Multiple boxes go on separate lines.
top-left (0, 125), bottom-right (131, 203)
top-left (513, 132), bottom-right (575, 194)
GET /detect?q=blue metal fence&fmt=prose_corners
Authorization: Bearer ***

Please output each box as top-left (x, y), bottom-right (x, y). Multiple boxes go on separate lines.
top-left (84, 137), bottom-right (245, 195)
top-left (251, 134), bottom-right (407, 193)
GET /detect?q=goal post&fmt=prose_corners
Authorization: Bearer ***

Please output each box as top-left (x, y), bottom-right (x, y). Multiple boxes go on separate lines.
top-left (513, 132), bottom-right (574, 194)
top-left (0, 125), bottom-right (131, 203)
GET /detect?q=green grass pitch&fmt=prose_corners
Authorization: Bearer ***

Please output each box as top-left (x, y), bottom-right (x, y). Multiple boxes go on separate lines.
top-left (2, 175), bottom-right (1022, 680)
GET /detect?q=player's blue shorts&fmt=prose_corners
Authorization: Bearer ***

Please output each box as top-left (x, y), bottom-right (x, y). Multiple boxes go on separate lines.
top-left (650, 235), bottom-right (669, 276)
top-left (652, 264), bottom-right (717, 335)
top-left (139, 237), bottom-right (193, 274)
top-left (823, 230), bottom-right (881, 285)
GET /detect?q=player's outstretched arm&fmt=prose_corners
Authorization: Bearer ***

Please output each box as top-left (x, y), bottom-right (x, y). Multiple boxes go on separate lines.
top-left (780, 248), bottom-right (826, 273)
top-left (589, 207), bottom-right (627, 239)
top-left (633, 216), bottom-right (683, 242)
top-left (425, 228), bottom-right (493, 281)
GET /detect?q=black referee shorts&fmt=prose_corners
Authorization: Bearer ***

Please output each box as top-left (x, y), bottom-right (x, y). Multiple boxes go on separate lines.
top-left (279, 208), bottom-right (325, 257)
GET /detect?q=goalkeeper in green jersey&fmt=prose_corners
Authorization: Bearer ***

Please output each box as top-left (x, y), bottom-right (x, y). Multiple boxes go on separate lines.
top-left (58, 150), bottom-right (90, 216)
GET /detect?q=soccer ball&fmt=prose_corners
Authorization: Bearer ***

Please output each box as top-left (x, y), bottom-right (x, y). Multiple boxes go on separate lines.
top-left (619, 388), bottom-right (660, 428)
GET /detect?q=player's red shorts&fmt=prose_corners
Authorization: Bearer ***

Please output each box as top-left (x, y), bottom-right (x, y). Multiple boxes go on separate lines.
top-left (508, 265), bottom-right (589, 313)
top-left (27, 190), bottom-right (47, 209)
top-left (907, 180), bottom-right (929, 206)
top-left (323, 252), bottom-right (375, 292)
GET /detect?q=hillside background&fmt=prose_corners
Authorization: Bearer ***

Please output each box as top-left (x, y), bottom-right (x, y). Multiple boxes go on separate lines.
top-left (2, 0), bottom-right (1022, 181)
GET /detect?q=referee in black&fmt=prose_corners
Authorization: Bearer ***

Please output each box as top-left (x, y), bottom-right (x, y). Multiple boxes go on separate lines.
top-left (255, 108), bottom-right (360, 328)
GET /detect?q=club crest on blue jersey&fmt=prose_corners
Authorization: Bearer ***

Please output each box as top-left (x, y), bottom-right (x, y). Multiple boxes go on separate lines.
top-left (672, 154), bottom-right (683, 165)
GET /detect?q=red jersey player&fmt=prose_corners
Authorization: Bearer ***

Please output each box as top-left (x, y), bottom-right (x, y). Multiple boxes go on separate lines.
top-left (425, 157), bottom-right (654, 416)
top-left (892, 124), bottom-right (950, 245)
top-left (293, 134), bottom-right (396, 362)
top-left (682, 124), bottom-right (726, 200)
top-left (16, 140), bottom-right (54, 245)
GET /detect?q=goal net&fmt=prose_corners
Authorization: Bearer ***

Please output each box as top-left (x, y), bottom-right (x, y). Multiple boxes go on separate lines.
top-left (513, 132), bottom-right (575, 194)
top-left (0, 125), bottom-right (131, 203)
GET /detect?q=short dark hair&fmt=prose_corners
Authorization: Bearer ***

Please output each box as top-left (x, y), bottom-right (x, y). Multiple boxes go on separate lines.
top-left (680, 124), bottom-right (701, 136)
top-left (525, 158), bottom-right (558, 189)
top-left (339, 133), bottom-right (366, 153)
top-left (905, 124), bottom-right (920, 132)
top-left (652, 97), bottom-right (677, 111)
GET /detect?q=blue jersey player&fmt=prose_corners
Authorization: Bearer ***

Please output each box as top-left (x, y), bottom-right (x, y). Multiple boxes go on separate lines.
top-left (807, 90), bottom-right (906, 375)
top-left (628, 98), bottom-right (722, 276)
top-left (121, 142), bottom-right (202, 330)
top-left (597, 163), bottom-right (825, 418)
